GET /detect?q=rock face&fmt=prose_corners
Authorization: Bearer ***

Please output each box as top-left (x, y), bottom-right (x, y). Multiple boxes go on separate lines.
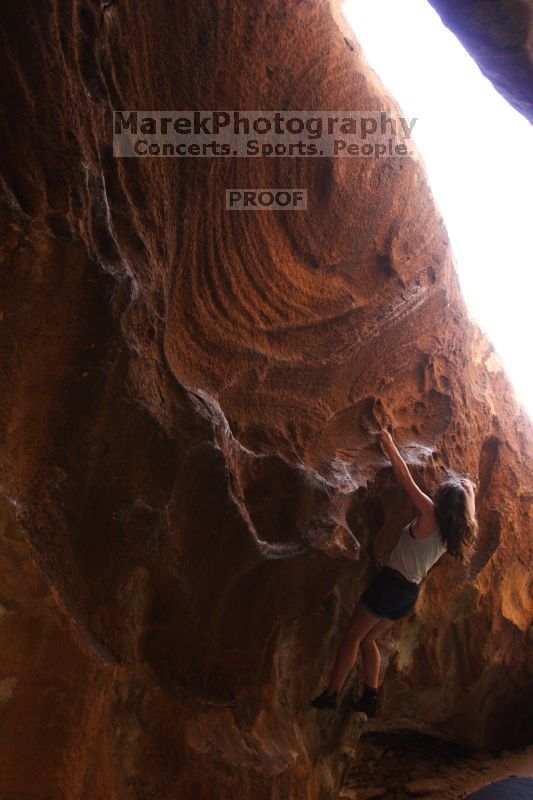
top-left (427, 0), bottom-right (533, 123)
top-left (0, 2), bottom-right (531, 799)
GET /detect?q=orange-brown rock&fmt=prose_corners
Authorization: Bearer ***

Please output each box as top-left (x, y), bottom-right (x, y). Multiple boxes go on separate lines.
top-left (0, 1), bottom-right (531, 799)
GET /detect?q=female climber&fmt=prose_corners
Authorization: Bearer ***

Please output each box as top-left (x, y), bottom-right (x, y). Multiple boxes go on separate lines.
top-left (311, 427), bottom-right (478, 718)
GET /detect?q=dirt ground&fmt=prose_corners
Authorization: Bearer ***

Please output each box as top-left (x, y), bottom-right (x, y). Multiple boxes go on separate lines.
top-left (339, 723), bottom-right (533, 799)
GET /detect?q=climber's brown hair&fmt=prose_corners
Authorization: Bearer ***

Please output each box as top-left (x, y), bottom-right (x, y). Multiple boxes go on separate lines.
top-left (433, 474), bottom-right (478, 564)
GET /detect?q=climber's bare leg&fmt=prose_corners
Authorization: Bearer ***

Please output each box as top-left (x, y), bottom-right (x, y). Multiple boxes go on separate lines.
top-left (360, 617), bottom-right (396, 688)
top-left (326, 601), bottom-right (385, 695)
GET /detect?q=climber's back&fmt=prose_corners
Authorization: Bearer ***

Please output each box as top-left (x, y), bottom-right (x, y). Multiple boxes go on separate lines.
top-left (385, 518), bottom-right (447, 584)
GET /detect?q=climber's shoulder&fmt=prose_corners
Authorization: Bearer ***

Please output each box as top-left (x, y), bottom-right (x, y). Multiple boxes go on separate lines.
top-left (411, 502), bottom-right (438, 539)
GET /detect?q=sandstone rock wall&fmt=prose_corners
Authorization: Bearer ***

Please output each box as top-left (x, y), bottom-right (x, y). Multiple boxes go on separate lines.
top-left (0, 2), bottom-right (531, 799)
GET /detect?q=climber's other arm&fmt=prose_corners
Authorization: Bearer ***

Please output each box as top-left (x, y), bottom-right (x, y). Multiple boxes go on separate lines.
top-left (379, 429), bottom-right (434, 515)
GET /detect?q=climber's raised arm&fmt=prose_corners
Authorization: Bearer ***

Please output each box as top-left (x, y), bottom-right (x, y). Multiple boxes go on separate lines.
top-left (379, 428), bottom-right (434, 515)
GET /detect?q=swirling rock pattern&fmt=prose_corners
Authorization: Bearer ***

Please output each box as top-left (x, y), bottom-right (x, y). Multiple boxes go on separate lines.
top-left (0, 1), bottom-right (531, 799)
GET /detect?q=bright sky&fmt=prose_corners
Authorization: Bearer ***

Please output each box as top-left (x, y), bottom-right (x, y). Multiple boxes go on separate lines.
top-left (343, 0), bottom-right (533, 418)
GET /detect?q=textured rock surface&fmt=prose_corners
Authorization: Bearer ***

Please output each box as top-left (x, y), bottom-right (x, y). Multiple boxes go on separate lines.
top-left (427, 0), bottom-right (533, 122)
top-left (0, 1), bottom-right (532, 799)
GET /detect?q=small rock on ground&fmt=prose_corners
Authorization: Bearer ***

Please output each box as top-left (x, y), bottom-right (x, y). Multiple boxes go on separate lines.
top-left (338, 790), bottom-right (358, 800)
top-left (340, 787), bottom-right (387, 800)
top-left (405, 778), bottom-right (448, 796)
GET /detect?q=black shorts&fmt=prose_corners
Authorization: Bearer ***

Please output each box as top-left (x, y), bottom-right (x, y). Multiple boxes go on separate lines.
top-left (359, 565), bottom-right (421, 621)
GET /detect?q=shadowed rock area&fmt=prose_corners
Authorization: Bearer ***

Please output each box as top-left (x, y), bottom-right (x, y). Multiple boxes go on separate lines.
top-left (0, 1), bottom-right (532, 798)
top-left (427, 0), bottom-right (533, 123)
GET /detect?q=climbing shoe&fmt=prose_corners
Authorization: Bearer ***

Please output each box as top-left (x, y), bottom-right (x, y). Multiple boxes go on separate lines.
top-left (350, 685), bottom-right (378, 717)
top-left (310, 689), bottom-right (338, 710)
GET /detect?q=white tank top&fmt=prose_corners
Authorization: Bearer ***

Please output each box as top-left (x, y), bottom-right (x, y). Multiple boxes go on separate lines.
top-left (385, 519), bottom-right (447, 584)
